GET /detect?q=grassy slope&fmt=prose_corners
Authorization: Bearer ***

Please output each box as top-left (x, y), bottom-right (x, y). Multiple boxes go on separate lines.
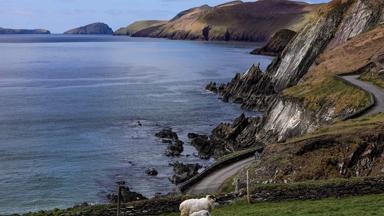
top-left (283, 26), bottom-right (384, 115)
top-left (241, 112), bottom-right (384, 186)
top-left (114, 20), bottom-right (167, 35)
top-left (163, 194), bottom-right (384, 216)
top-left (126, 0), bottom-right (322, 41)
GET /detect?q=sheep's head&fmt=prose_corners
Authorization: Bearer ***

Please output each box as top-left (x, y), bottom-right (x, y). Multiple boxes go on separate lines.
top-left (206, 195), bottom-right (216, 201)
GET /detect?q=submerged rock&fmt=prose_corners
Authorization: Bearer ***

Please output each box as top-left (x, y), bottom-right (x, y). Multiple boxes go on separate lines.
top-left (155, 128), bottom-right (178, 140)
top-left (145, 168), bottom-right (159, 176)
top-left (169, 162), bottom-right (202, 184)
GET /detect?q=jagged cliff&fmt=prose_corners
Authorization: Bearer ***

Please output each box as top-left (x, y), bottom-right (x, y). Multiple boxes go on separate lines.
top-left (204, 0), bottom-right (384, 157)
top-left (116, 0), bottom-right (321, 42)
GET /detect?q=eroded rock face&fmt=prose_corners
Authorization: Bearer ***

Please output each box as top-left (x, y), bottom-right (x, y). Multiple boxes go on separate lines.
top-left (267, 6), bottom-right (344, 91)
top-left (207, 64), bottom-right (276, 112)
top-left (188, 114), bottom-right (263, 159)
top-left (257, 98), bottom-right (338, 143)
top-left (207, 0), bottom-right (384, 146)
top-left (327, 0), bottom-right (383, 49)
top-left (169, 162), bottom-right (202, 184)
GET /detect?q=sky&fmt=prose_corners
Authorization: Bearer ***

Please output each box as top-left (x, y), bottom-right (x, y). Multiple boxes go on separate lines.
top-left (0, 0), bottom-right (330, 33)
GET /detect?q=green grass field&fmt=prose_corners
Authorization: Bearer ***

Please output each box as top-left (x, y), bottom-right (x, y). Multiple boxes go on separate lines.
top-left (163, 194), bottom-right (384, 216)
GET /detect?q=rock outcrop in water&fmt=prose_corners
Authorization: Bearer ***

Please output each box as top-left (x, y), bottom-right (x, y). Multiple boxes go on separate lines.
top-left (64, 23), bottom-right (113, 35)
top-left (0, 27), bottom-right (50, 34)
top-left (116, 0), bottom-right (322, 42)
top-left (155, 128), bottom-right (184, 156)
top-left (251, 29), bottom-right (296, 56)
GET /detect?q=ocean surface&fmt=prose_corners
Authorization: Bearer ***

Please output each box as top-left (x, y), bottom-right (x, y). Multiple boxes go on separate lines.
top-left (0, 35), bottom-right (272, 214)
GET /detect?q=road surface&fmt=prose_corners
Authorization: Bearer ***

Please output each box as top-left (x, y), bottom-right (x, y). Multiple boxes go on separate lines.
top-left (186, 75), bottom-right (383, 195)
top-left (341, 75), bottom-right (384, 116)
top-left (186, 157), bottom-right (255, 195)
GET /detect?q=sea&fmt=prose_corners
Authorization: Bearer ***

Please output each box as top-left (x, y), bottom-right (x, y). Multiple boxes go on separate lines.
top-left (0, 35), bottom-right (272, 214)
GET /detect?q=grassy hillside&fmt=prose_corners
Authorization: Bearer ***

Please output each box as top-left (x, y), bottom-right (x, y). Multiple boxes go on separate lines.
top-left (237, 112), bottom-right (384, 186)
top-left (114, 20), bottom-right (167, 36)
top-left (283, 25), bottom-right (384, 115)
top-left (163, 194), bottom-right (384, 216)
top-left (117, 0), bottom-right (323, 41)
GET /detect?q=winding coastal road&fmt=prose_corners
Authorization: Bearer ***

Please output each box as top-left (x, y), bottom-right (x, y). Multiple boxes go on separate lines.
top-left (185, 75), bottom-right (383, 195)
top-left (341, 75), bottom-right (384, 116)
top-left (186, 157), bottom-right (255, 195)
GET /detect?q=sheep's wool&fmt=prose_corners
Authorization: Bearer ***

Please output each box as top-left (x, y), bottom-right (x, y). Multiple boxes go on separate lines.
top-left (179, 195), bottom-right (215, 216)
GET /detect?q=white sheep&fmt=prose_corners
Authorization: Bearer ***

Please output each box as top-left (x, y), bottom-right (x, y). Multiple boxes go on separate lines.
top-left (179, 195), bottom-right (216, 216)
top-left (190, 210), bottom-right (211, 216)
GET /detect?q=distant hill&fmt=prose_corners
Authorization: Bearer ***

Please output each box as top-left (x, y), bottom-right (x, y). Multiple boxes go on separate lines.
top-left (64, 23), bottom-right (113, 35)
top-left (116, 0), bottom-right (323, 42)
top-left (114, 20), bottom-right (167, 36)
top-left (0, 27), bottom-right (50, 34)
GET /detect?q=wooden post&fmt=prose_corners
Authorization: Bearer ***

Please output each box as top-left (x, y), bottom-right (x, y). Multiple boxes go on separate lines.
top-left (116, 181), bottom-right (125, 216)
top-left (235, 178), bottom-right (240, 194)
top-left (246, 169), bottom-right (250, 204)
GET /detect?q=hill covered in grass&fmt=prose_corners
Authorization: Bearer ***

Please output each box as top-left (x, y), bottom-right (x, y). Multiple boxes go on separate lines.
top-left (0, 27), bottom-right (50, 34)
top-left (115, 0), bottom-right (322, 42)
top-left (64, 23), bottom-right (113, 35)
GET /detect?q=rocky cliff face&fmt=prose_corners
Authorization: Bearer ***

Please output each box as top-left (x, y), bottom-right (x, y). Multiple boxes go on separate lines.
top-left (64, 23), bottom-right (113, 35)
top-left (207, 0), bottom-right (384, 149)
top-left (261, 0), bottom-right (384, 143)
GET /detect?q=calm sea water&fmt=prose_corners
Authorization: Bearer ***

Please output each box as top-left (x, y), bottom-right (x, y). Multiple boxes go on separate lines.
top-left (0, 35), bottom-right (272, 214)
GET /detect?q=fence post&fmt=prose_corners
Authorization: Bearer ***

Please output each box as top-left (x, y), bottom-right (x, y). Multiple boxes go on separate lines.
top-left (246, 169), bottom-right (250, 204)
top-left (116, 181), bottom-right (125, 216)
top-left (235, 178), bottom-right (240, 194)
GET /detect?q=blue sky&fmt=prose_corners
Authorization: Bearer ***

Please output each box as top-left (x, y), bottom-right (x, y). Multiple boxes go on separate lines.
top-left (0, 0), bottom-right (329, 33)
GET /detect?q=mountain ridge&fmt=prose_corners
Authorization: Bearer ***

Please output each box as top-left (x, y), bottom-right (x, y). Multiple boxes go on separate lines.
top-left (115, 0), bottom-right (323, 42)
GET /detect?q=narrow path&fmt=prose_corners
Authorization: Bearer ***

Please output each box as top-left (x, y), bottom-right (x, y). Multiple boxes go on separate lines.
top-left (186, 157), bottom-right (254, 195)
top-left (341, 75), bottom-right (384, 116)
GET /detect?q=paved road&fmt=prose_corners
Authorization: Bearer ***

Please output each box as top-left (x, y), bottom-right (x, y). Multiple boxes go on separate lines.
top-left (186, 157), bottom-right (255, 195)
top-left (341, 75), bottom-right (384, 115)
top-left (185, 75), bottom-right (383, 195)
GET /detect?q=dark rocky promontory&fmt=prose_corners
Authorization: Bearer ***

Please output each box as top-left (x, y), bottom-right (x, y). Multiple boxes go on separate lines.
top-left (0, 27), bottom-right (50, 34)
top-left (169, 162), bottom-right (202, 184)
top-left (251, 29), bottom-right (296, 56)
top-left (64, 23), bottom-right (113, 35)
